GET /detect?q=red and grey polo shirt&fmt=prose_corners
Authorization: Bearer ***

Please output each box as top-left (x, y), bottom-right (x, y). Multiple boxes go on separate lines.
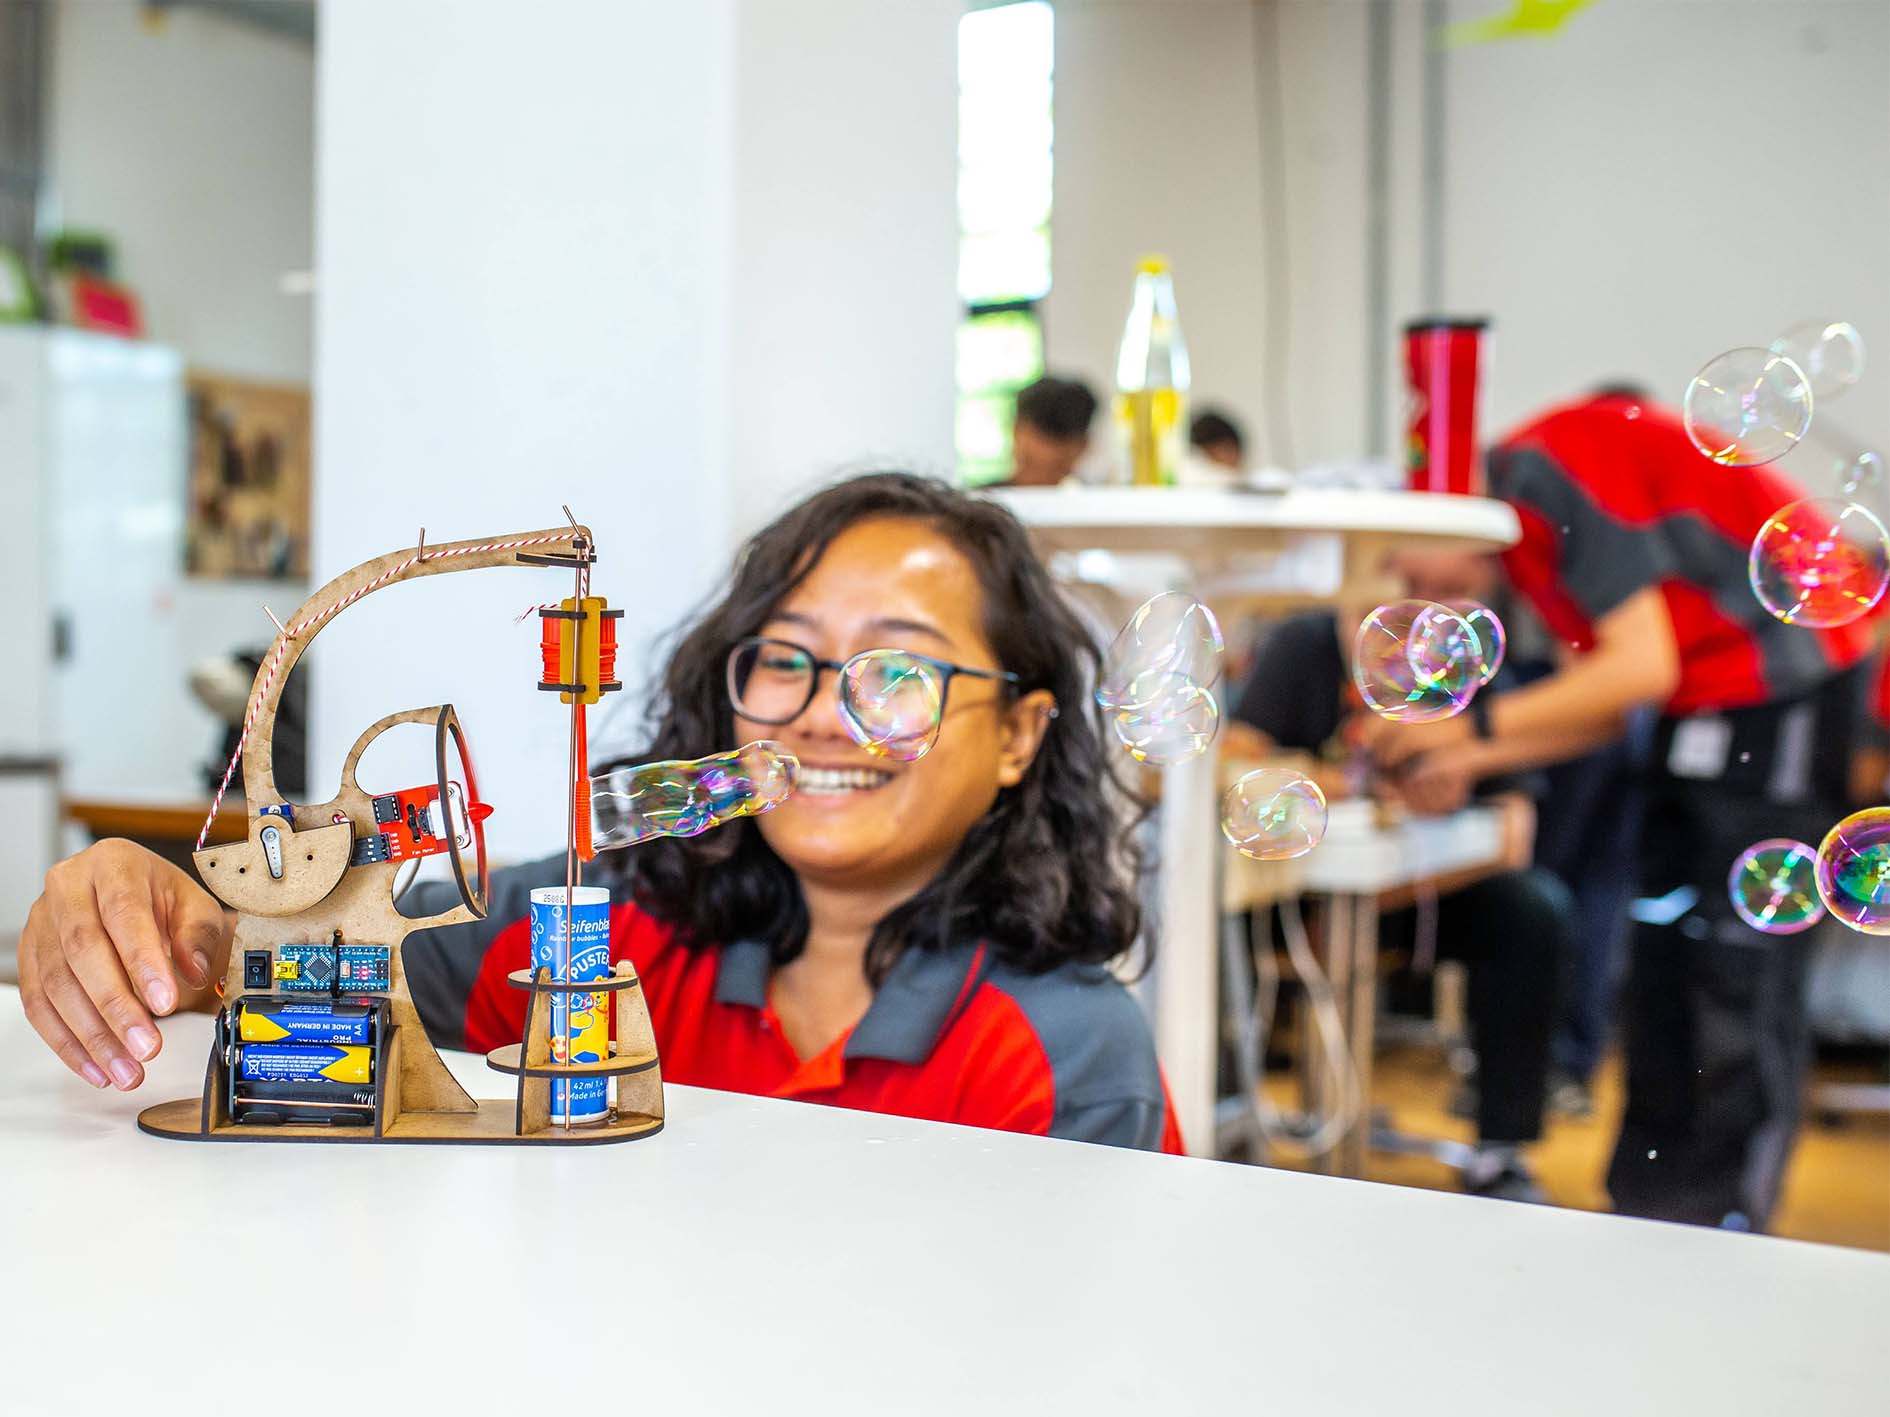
top-left (402, 857), bottom-right (1183, 1153)
top-left (1490, 393), bottom-right (1871, 717)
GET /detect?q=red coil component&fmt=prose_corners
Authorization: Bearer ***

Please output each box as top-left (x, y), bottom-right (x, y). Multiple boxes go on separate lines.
top-left (597, 613), bottom-right (618, 688)
top-left (539, 615), bottom-right (563, 686)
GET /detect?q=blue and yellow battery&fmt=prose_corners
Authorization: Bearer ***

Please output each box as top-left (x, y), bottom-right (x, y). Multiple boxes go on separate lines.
top-left (234, 1042), bottom-right (374, 1086)
top-left (234, 999), bottom-right (375, 1045)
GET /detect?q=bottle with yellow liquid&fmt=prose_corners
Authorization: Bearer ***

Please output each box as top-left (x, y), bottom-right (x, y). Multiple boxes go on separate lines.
top-left (1115, 255), bottom-right (1191, 486)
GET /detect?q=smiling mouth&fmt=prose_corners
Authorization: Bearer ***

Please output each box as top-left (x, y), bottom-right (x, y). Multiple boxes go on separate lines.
top-left (796, 767), bottom-right (896, 797)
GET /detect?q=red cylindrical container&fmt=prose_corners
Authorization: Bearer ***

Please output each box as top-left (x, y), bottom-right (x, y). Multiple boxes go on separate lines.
top-left (1403, 318), bottom-right (1489, 495)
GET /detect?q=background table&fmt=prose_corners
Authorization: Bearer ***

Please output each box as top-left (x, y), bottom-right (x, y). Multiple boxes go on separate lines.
top-left (2, 992), bottom-right (1887, 1414)
top-left (986, 485), bottom-right (1521, 1154)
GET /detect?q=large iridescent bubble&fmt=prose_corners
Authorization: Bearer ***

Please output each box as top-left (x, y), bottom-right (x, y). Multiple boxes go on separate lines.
top-left (1221, 768), bottom-right (1328, 861)
top-left (591, 740), bottom-right (799, 852)
top-left (1747, 497), bottom-right (1890, 629)
top-left (1727, 839), bottom-right (1825, 935)
top-left (1816, 809), bottom-right (1890, 935)
top-left (1096, 592), bottom-right (1225, 766)
top-left (1352, 599), bottom-right (1485, 723)
top-left (839, 650), bottom-right (945, 762)
top-left (1769, 320), bottom-right (1865, 402)
top-left (1683, 348), bottom-right (1814, 467)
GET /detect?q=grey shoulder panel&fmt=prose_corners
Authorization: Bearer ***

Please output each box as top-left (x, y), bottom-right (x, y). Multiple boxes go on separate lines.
top-left (985, 960), bottom-right (1167, 1150)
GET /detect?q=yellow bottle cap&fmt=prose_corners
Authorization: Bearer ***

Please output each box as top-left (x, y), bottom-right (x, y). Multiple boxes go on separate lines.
top-left (1136, 254), bottom-right (1170, 275)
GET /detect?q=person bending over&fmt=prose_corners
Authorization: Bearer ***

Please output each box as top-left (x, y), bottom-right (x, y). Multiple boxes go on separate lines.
top-left (1228, 609), bottom-right (1569, 1202)
top-left (18, 474), bottom-right (1180, 1152)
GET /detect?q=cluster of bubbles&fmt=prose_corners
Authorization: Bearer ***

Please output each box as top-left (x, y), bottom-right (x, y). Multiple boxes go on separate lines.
top-left (1683, 321), bottom-right (1888, 631)
top-left (1725, 839), bottom-right (1825, 935)
top-left (591, 740), bottom-right (799, 852)
top-left (1350, 598), bottom-right (1504, 724)
top-left (1095, 591), bottom-right (1226, 766)
top-left (1095, 592), bottom-right (1332, 860)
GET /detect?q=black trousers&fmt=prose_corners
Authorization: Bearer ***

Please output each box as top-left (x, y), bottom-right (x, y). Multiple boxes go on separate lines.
top-left (1606, 784), bottom-right (1817, 1229)
top-left (1380, 868), bottom-right (1570, 1145)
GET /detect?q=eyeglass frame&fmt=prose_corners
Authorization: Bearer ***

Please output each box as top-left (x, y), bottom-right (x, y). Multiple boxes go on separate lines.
top-left (725, 635), bottom-right (1023, 727)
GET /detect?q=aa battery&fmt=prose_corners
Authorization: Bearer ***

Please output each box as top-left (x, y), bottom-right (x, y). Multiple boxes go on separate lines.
top-left (233, 1042), bottom-right (374, 1086)
top-left (234, 999), bottom-right (375, 1045)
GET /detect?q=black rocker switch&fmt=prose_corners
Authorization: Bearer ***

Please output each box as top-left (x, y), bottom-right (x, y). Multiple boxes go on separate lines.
top-left (243, 949), bottom-right (272, 992)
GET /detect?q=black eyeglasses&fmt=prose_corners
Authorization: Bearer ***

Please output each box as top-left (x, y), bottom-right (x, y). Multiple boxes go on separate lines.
top-left (726, 636), bottom-right (1021, 734)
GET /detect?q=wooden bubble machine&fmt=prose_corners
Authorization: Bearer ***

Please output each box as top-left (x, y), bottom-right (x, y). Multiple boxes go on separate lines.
top-left (137, 519), bottom-right (665, 1146)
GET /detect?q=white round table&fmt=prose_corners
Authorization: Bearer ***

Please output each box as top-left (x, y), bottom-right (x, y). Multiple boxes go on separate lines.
top-left (984, 485), bottom-right (1521, 1155)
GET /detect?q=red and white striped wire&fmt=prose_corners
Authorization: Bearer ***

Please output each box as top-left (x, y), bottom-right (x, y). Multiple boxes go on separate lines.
top-left (196, 531), bottom-right (577, 850)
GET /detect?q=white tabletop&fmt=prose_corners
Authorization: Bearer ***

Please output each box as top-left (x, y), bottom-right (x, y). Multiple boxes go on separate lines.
top-left (1299, 800), bottom-right (1507, 893)
top-left (2, 990), bottom-right (1886, 1414)
top-left (983, 484), bottom-right (1520, 557)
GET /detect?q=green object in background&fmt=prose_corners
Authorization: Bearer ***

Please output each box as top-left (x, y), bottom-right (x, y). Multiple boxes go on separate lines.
top-left (957, 305), bottom-right (1046, 485)
top-left (0, 246), bottom-right (39, 322)
top-left (1440, 0), bottom-right (1597, 47)
top-left (45, 228), bottom-right (115, 278)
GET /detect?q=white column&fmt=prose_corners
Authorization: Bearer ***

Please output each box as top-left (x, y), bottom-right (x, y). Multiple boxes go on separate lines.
top-left (313, 0), bottom-right (958, 856)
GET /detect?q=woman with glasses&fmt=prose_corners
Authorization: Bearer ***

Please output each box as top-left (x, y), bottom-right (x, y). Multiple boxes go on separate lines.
top-left (19, 473), bottom-right (1181, 1152)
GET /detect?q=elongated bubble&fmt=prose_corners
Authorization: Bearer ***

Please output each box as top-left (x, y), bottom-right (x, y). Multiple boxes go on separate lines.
top-left (591, 740), bottom-right (799, 852)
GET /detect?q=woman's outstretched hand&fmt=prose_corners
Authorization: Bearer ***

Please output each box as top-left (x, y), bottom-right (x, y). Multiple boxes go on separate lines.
top-left (17, 840), bottom-right (231, 1091)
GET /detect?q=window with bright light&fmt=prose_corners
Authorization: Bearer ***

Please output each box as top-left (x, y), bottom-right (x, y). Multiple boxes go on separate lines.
top-left (956, 1), bottom-right (1053, 485)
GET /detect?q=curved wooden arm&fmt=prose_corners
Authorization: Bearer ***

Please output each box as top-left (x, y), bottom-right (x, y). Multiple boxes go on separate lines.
top-left (241, 525), bottom-right (590, 807)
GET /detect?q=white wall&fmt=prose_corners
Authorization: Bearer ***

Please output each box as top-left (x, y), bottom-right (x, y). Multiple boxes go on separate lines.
top-left (314, 0), bottom-right (959, 860)
top-left (727, 1), bottom-right (961, 534)
top-left (46, 0), bottom-right (315, 384)
top-left (1440, 0), bottom-right (1890, 477)
top-left (40, 2), bottom-right (317, 808)
top-left (1048, 0), bottom-right (1890, 479)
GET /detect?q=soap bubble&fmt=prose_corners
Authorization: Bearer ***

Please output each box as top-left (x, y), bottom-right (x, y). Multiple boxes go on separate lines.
top-left (1747, 497), bottom-right (1890, 628)
top-left (1770, 320), bottom-right (1865, 401)
top-left (1839, 451), bottom-right (1884, 500)
top-left (1727, 838), bottom-right (1825, 935)
top-left (839, 650), bottom-right (944, 761)
top-left (1816, 808), bottom-right (1890, 935)
top-left (591, 740), bottom-right (799, 852)
top-left (1096, 592), bottom-right (1225, 765)
top-left (1447, 601), bottom-right (1506, 686)
top-left (1109, 674), bottom-right (1220, 766)
top-left (1221, 768), bottom-right (1328, 861)
top-left (1096, 591), bottom-right (1224, 708)
top-left (1683, 348), bottom-right (1814, 467)
top-left (1352, 599), bottom-right (1485, 723)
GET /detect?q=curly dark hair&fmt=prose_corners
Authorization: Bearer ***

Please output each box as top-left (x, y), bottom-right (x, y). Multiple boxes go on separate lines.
top-left (601, 472), bottom-right (1150, 985)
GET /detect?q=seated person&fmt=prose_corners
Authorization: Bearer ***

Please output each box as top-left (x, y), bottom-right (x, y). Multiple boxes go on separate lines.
top-left (1225, 604), bottom-right (1571, 1201)
top-left (18, 474), bottom-right (1181, 1152)
top-left (999, 375), bottom-right (1097, 487)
